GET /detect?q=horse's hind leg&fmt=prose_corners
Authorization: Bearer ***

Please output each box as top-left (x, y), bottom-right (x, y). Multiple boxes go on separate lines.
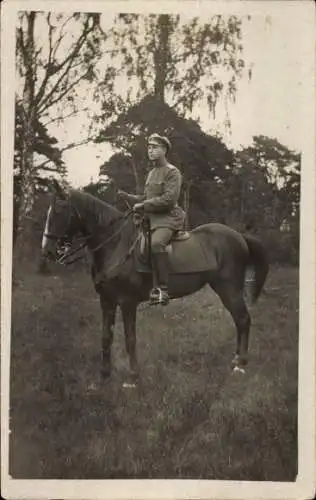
top-left (210, 280), bottom-right (251, 371)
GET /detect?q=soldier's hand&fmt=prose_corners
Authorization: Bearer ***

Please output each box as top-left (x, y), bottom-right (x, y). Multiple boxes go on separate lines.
top-left (133, 202), bottom-right (145, 213)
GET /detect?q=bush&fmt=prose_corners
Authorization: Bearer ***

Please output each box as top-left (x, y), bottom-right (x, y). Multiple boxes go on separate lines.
top-left (257, 228), bottom-right (299, 266)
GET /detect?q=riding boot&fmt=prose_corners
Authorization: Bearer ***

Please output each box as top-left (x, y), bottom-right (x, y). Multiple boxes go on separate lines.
top-left (149, 252), bottom-right (169, 305)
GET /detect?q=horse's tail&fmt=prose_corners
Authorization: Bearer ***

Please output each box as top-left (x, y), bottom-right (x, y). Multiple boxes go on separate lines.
top-left (243, 234), bottom-right (269, 303)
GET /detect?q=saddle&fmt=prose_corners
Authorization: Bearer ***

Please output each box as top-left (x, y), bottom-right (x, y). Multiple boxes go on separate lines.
top-left (139, 228), bottom-right (190, 255)
top-left (134, 217), bottom-right (214, 275)
top-left (171, 230), bottom-right (191, 242)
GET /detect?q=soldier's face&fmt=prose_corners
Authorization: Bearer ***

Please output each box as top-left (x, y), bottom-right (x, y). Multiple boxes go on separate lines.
top-left (147, 142), bottom-right (166, 161)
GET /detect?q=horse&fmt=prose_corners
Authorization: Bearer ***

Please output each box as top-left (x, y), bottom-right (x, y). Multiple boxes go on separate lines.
top-left (41, 181), bottom-right (269, 385)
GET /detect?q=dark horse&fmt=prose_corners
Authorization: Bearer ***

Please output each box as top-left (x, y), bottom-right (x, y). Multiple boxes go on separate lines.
top-left (42, 182), bottom-right (269, 383)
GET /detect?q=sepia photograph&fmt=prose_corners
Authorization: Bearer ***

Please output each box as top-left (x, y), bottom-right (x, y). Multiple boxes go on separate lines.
top-left (1, 0), bottom-right (315, 499)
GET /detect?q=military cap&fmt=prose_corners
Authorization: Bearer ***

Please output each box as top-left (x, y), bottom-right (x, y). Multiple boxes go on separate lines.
top-left (148, 133), bottom-right (172, 151)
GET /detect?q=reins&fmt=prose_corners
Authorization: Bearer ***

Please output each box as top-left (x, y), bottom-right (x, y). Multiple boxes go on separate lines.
top-left (56, 206), bottom-right (135, 266)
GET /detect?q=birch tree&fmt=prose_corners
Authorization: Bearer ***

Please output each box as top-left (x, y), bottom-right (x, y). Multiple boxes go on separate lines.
top-left (15, 11), bottom-right (105, 247)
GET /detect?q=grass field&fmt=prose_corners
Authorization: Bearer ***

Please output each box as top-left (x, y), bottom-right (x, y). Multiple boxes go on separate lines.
top-left (9, 262), bottom-right (298, 480)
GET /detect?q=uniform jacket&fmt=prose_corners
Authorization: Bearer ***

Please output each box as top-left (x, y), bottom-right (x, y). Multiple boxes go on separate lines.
top-left (120, 163), bottom-right (185, 231)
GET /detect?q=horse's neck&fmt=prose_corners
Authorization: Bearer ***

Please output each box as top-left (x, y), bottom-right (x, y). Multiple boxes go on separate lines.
top-left (89, 215), bottom-right (137, 277)
top-left (74, 193), bottom-right (122, 246)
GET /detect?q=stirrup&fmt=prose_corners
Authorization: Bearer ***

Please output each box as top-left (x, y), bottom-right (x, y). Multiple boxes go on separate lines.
top-left (149, 287), bottom-right (169, 306)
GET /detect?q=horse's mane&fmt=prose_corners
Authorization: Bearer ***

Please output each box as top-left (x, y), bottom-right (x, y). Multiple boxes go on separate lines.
top-left (69, 189), bottom-right (137, 279)
top-left (70, 189), bottom-right (123, 226)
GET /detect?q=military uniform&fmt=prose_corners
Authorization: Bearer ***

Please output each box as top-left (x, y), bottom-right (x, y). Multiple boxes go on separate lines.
top-left (143, 165), bottom-right (185, 230)
top-left (118, 135), bottom-right (185, 305)
top-left (119, 163), bottom-right (185, 241)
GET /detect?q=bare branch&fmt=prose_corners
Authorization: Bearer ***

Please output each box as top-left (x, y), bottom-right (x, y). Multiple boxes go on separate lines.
top-left (43, 107), bottom-right (89, 126)
top-left (60, 138), bottom-right (93, 153)
top-left (49, 16), bottom-right (72, 65)
top-left (47, 13), bottom-right (54, 65)
top-left (37, 18), bottom-right (94, 112)
top-left (37, 60), bottom-right (78, 112)
top-left (39, 70), bottom-right (90, 114)
top-left (34, 137), bottom-right (96, 172)
top-left (35, 164), bottom-right (62, 172)
top-left (53, 16), bottom-right (91, 72)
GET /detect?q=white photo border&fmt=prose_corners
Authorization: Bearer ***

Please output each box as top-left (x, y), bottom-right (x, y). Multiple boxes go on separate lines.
top-left (1, 1), bottom-right (315, 499)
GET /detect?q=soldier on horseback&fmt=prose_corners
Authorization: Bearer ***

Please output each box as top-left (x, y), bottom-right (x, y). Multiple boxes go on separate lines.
top-left (117, 134), bottom-right (186, 305)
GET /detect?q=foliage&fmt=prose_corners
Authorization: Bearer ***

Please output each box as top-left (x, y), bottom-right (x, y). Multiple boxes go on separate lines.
top-left (93, 14), bottom-right (248, 127)
top-left (94, 97), bottom-right (300, 264)
top-left (13, 101), bottom-right (66, 245)
top-left (95, 95), bottom-right (233, 214)
top-left (99, 153), bottom-right (137, 193)
top-left (14, 12), bottom-right (300, 265)
top-left (14, 101), bottom-right (65, 194)
top-left (234, 136), bottom-right (301, 230)
top-left (92, 13), bottom-right (247, 225)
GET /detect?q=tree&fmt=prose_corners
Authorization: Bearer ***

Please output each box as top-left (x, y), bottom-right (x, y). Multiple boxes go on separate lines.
top-left (15, 11), bottom-right (105, 248)
top-left (94, 13), bottom-right (248, 127)
top-left (99, 152), bottom-right (137, 193)
top-left (92, 14), bottom-right (248, 225)
top-left (235, 136), bottom-right (301, 229)
top-left (234, 136), bottom-right (300, 230)
top-left (14, 96), bottom-right (80, 202)
top-left (95, 95), bottom-right (234, 227)
top-left (240, 135), bottom-right (300, 185)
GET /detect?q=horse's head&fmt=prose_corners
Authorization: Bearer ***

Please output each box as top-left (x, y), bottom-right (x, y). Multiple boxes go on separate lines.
top-left (41, 180), bottom-right (79, 261)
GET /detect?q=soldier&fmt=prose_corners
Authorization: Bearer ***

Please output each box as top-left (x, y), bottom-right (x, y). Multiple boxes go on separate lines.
top-left (117, 133), bottom-right (185, 305)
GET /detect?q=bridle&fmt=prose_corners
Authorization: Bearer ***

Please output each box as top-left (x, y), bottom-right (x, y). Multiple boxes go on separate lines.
top-left (44, 200), bottom-right (136, 266)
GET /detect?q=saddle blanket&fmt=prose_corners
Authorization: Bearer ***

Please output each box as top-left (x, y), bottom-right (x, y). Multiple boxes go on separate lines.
top-left (135, 232), bottom-right (217, 275)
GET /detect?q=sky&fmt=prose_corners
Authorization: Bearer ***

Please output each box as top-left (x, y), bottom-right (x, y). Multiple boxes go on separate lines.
top-left (45, 10), bottom-right (306, 188)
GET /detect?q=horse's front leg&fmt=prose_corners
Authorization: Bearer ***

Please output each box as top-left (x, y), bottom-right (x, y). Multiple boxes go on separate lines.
top-left (99, 294), bottom-right (117, 380)
top-left (120, 299), bottom-right (139, 381)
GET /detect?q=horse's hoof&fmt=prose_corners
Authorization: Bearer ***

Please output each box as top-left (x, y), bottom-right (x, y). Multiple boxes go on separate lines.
top-left (122, 382), bottom-right (137, 389)
top-left (232, 365), bottom-right (246, 374)
top-left (122, 370), bottom-right (139, 388)
top-left (232, 354), bottom-right (247, 368)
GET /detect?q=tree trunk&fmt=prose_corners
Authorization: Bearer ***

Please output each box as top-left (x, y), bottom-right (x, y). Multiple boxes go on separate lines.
top-left (154, 15), bottom-right (170, 101)
top-left (15, 122), bottom-right (36, 250)
top-left (13, 187), bottom-right (22, 247)
top-left (14, 12), bottom-right (37, 255)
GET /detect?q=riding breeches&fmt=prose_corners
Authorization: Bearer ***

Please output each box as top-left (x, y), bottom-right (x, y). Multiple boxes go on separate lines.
top-left (151, 228), bottom-right (174, 254)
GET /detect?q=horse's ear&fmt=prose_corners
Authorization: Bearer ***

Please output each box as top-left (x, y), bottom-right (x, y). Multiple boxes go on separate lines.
top-left (52, 179), bottom-right (67, 200)
top-left (102, 176), bottom-right (116, 189)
